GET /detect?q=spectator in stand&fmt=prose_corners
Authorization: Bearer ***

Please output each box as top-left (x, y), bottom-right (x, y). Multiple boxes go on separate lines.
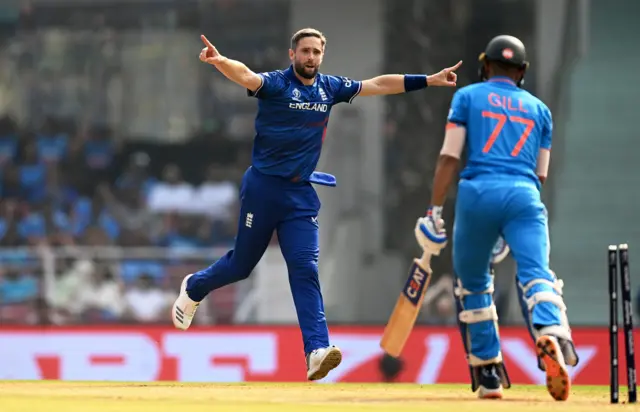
top-left (118, 229), bottom-right (165, 285)
top-left (82, 125), bottom-right (118, 174)
top-left (0, 199), bottom-right (19, 245)
top-left (2, 166), bottom-right (23, 200)
top-left (97, 182), bottom-right (163, 242)
top-left (0, 115), bottom-right (18, 167)
top-left (16, 202), bottom-right (46, 246)
top-left (77, 265), bottom-right (125, 323)
top-left (158, 214), bottom-right (206, 249)
top-left (0, 266), bottom-right (40, 324)
top-left (116, 151), bottom-right (156, 199)
top-left (46, 258), bottom-right (94, 325)
top-left (19, 141), bottom-right (47, 203)
top-left (147, 163), bottom-right (194, 214)
top-left (193, 164), bottom-right (238, 222)
top-left (123, 273), bottom-right (172, 323)
top-left (36, 117), bottom-right (69, 165)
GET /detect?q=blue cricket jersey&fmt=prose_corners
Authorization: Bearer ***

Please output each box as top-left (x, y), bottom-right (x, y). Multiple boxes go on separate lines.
top-left (447, 76), bottom-right (552, 188)
top-left (247, 65), bottom-right (362, 182)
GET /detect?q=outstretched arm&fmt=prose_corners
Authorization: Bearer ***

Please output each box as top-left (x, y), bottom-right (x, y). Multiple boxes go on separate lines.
top-left (359, 61), bottom-right (462, 97)
top-left (199, 35), bottom-right (262, 92)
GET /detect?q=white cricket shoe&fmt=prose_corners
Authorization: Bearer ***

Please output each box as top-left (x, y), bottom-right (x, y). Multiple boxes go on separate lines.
top-left (476, 364), bottom-right (504, 400)
top-left (172, 274), bottom-right (200, 330)
top-left (306, 345), bottom-right (342, 381)
top-left (478, 384), bottom-right (503, 400)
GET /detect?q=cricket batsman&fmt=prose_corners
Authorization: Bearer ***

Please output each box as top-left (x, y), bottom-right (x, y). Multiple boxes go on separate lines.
top-left (172, 28), bottom-right (462, 381)
top-left (414, 35), bottom-right (579, 400)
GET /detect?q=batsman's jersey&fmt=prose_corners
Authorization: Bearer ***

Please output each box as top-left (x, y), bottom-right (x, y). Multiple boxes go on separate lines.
top-left (247, 65), bottom-right (362, 182)
top-left (447, 76), bottom-right (552, 189)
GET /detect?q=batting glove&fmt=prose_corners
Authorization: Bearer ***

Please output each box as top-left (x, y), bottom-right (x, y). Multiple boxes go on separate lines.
top-left (415, 206), bottom-right (448, 255)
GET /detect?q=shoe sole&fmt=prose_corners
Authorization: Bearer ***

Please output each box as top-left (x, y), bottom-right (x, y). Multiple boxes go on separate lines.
top-left (172, 274), bottom-right (194, 330)
top-left (307, 347), bottom-right (342, 381)
top-left (478, 390), bottom-right (503, 400)
top-left (536, 335), bottom-right (571, 401)
top-left (478, 385), bottom-right (503, 399)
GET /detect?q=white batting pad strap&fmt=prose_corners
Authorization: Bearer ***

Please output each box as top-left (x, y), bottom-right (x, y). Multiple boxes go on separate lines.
top-left (454, 279), bottom-right (494, 297)
top-left (519, 277), bottom-right (564, 296)
top-left (468, 353), bottom-right (503, 367)
top-left (526, 291), bottom-right (567, 311)
top-left (459, 304), bottom-right (498, 324)
top-left (521, 284), bottom-right (575, 344)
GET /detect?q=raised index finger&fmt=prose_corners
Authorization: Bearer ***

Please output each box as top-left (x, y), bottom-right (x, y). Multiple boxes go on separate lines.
top-left (201, 34), bottom-right (214, 49)
top-left (447, 60), bottom-right (463, 72)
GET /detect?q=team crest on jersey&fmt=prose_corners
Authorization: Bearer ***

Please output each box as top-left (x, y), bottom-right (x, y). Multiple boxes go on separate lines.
top-left (319, 88), bottom-right (328, 101)
top-left (292, 88), bottom-right (302, 102)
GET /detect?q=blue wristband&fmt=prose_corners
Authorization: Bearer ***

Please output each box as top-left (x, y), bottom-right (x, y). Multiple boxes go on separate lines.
top-left (404, 75), bottom-right (428, 92)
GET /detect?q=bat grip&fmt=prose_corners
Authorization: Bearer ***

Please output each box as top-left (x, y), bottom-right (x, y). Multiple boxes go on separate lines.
top-left (417, 250), bottom-right (433, 271)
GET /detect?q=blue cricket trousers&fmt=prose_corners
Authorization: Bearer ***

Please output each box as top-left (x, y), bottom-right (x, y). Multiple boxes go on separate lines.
top-left (187, 166), bottom-right (329, 354)
top-left (453, 175), bottom-right (562, 361)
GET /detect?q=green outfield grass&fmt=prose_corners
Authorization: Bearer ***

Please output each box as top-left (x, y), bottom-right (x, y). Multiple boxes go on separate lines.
top-left (0, 382), bottom-right (633, 412)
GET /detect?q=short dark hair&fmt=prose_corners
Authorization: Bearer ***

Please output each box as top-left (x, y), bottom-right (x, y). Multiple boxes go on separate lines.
top-left (290, 28), bottom-right (326, 50)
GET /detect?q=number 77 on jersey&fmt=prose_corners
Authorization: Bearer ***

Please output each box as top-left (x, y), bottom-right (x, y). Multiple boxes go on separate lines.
top-left (482, 111), bottom-right (535, 157)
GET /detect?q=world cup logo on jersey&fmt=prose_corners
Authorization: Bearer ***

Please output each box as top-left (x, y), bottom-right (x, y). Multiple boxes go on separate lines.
top-left (292, 88), bottom-right (302, 102)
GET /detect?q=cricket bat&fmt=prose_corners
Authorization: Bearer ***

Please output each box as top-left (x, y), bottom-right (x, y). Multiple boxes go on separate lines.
top-left (380, 251), bottom-right (433, 358)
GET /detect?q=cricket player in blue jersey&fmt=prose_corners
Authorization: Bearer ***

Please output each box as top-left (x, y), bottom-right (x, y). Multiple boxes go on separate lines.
top-left (415, 35), bottom-right (579, 401)
top-left (172, 28), bottom-right (462, 381)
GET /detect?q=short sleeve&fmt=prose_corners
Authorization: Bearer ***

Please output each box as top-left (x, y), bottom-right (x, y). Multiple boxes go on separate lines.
top-left (447, 89), bottom-right (469, 126)
top-left (327, 75), bottom-right (362, 104)
top-left (247, 71), bottom-right (286, 99)
top-left (540, 106), bottom-right (553, 150)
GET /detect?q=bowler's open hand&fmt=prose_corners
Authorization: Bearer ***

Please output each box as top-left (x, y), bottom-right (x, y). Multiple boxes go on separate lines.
top-left (428, 61), bottom-right (462, 87)
top-left (199, 35), bottom-right (226, 65)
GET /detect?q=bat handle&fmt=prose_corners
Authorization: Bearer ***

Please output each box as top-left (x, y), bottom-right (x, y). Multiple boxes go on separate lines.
top-left (417, 250), bottom-right (433, 270)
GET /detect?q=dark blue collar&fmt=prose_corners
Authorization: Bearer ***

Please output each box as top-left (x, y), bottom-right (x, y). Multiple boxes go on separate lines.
top-left (284, 65), bottom-right (297, 81)
top-left (488, 76), bottom-right (517, 86)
